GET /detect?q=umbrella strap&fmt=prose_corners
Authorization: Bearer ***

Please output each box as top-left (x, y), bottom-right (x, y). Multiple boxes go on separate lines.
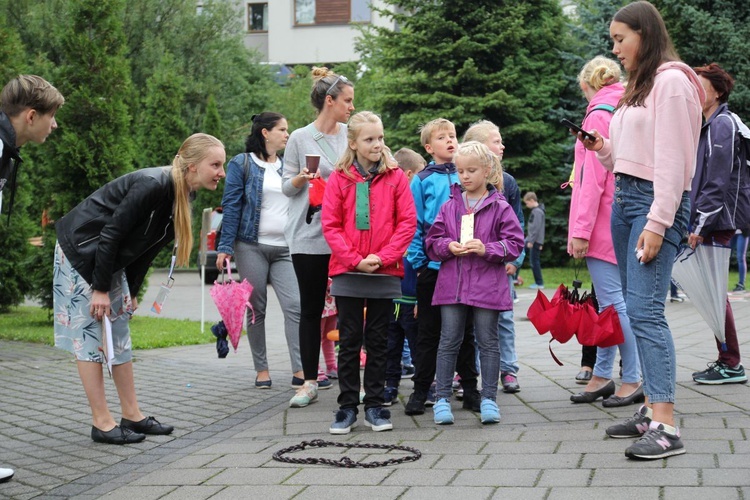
top-left (549, 339), bottom-right (564, 366)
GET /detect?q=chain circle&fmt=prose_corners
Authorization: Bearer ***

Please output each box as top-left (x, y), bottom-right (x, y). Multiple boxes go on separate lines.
top-left (272, 439), bottom-right (422, 468)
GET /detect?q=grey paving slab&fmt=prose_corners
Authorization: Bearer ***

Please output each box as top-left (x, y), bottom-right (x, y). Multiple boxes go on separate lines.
top-left (0, 272), bottom-right (748, 498)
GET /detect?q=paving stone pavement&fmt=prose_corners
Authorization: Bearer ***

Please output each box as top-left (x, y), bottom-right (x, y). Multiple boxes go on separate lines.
top-left (1, 270), bottom-right (749, 499)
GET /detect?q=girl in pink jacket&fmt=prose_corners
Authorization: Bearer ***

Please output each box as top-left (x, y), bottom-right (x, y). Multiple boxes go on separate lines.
top-left (567, 57), bottom-right (642, 409)
top-left (581, 1), bottom-right (704, 460)
top-left (321, 111), bottom-right (416, 435)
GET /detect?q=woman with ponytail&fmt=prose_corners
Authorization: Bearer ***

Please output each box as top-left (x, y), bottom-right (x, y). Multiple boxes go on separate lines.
top-left (53, 133), bottom-right (226, 444)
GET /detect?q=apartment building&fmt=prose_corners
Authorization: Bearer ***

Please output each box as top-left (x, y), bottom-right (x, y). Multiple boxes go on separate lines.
top-left (212, 0), bottom-right (395, 65)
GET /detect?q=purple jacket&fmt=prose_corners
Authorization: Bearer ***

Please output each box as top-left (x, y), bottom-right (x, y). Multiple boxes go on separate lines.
top-left (426, 184), bottom-right (524, 311)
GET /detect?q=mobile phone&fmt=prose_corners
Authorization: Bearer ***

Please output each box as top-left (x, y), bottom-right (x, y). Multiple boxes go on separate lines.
top-left (560, 119), bottom-right (597, 142)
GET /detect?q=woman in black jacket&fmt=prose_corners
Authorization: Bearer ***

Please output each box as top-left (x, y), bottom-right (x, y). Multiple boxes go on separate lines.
top-left (53, 133), bottom-right (226, 444)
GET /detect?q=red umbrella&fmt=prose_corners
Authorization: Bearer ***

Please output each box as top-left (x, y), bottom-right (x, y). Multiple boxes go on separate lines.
top-left (527, 280), bottom-right (622, 365)
top-left (210, 260), bottom-right (254, 352)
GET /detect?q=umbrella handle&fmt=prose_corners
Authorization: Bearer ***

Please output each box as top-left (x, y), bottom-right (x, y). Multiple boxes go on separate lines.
top-left (223, 258), bottom-right (233, 282)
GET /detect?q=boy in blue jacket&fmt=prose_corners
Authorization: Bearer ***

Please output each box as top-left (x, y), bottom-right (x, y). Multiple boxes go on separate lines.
top-left (404, 119), bottom-right (480, 415)
top-left (384, 148), bottom-right (424, 405)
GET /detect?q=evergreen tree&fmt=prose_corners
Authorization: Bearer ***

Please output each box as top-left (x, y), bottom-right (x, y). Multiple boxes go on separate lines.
top-left (138, 52), bottom-right (190, 168)
top-left (654, 0), bottom-right (750, 118)
top-left (26, 0), bottom-right (136, 308)
top-left (356, 0), bottom-right (577, 264)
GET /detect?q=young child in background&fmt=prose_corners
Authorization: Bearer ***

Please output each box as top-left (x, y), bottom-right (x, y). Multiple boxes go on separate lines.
top-left (383, 148), bottom-right (426, 405)
top-left (405, 118), bottom-right (481, 416)
top-left (524, 191), bottom-right (546, 289)
top-left (426, 141), bottom-right (524, 425)
top-left (463, 120), bottom-right (525, 394)
top-left (321, 111), bottom-right (416, 434)
top-left (319, 278), bottom-right (338, 383)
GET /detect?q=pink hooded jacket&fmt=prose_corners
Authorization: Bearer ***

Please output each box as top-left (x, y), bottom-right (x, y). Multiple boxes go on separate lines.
top-left (597, 62), bottom-right (705, 236)
top-left (568, 82), bottom-right (625, 264)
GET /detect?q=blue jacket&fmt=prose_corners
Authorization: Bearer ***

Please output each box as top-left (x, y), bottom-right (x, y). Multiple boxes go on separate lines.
top-left (218, 153), bottom-right (284, 253)
top-left (407, 162), bottom-right (460, 272)
top-left (502, 171), bottom-right (525, 268)
top-left (426, 184), bottom-right (524, 311)
top-left (691, 104), bottom-right (750, 235)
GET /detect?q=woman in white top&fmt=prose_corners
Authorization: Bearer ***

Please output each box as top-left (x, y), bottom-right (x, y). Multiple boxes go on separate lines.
top-left (217, 112), bottom-right (303, 389)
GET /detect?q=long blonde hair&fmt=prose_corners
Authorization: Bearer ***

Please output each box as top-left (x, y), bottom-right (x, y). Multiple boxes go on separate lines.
top-left (454, 141), bottom-right (503, 191)
top-left (336, 111), bottom-right (396, 178)
top-left (170, 133), bottom-right (224, 266)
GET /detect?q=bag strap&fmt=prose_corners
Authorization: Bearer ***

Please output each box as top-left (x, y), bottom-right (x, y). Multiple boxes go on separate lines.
top-left (305, 123), bottom-right (339, 166)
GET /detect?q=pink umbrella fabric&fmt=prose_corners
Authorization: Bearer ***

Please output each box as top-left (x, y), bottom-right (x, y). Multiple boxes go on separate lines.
top-left (210, 260), bottom-right (254, 352)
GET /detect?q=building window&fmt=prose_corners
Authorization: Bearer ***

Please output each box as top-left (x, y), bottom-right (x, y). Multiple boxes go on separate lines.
top-left (248, 3), bottom-right (268, 32)
top-left (295, 0), bottom-right (316, 25)
top-left (295, 0), bottom-right (371, 26)
top-left (350, 0), bottom-right (370, 23)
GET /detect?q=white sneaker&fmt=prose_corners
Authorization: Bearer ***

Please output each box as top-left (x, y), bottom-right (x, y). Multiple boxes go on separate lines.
top-left (0, 468), bottom-right (14, 483)
top-left (289, 382), bottom-right (318, 408)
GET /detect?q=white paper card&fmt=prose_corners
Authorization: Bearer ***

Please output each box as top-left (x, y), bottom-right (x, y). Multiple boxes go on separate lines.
top-left (460, 213), bottom-right (474, 245)
top-left (102, 316), bottom-right (114, 377)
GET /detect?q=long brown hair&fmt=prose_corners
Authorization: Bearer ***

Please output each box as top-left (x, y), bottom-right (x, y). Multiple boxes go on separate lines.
top-left (614, 1), bottom-right (679, 107)
top-left (170, 133), bottom-right (224, 266)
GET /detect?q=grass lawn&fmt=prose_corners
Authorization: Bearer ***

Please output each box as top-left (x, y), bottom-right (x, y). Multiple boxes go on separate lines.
top-left (1, 266), bottom-right (741, 350)
top-left (0, 306), bottom-right (216, 350)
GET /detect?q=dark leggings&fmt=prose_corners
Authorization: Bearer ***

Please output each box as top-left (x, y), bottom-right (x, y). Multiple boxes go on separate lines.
top-left (292, 254), bottom-right (331, 380)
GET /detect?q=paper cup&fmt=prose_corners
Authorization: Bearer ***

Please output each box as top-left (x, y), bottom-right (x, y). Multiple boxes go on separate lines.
top-left (305, 154), bottom-right (321, 173)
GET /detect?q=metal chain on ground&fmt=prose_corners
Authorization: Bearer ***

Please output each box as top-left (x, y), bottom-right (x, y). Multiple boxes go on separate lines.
top-left (272, 439), bottom-right (421, 468)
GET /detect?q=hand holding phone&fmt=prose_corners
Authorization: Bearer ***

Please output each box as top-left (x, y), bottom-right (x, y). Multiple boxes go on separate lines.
top-left (560, 119), bottom-right (597, 142)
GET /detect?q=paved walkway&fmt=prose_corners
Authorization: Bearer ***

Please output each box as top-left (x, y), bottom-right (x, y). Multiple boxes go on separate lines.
top-left (1, 271), bottom-right (749, 499)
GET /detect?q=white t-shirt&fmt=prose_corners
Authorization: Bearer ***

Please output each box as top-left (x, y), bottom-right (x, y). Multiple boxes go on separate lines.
top-left (253, 153), bottom-right (288, 247)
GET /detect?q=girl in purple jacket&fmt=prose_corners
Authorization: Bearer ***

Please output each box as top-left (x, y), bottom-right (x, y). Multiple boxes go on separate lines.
top-left (425, 141), bottom-right (524, 425)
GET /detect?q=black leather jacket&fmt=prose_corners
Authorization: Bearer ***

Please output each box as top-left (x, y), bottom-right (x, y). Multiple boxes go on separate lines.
top-left (56, 167), bottom-right (176, 296)
top-left (0, 111), bottom-right (23, 222)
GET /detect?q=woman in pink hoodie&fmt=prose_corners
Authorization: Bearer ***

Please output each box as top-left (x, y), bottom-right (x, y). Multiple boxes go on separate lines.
top-left (581, 1), bottom-right (704, 460)
top-left (567, 56), bottom-right (642, 409)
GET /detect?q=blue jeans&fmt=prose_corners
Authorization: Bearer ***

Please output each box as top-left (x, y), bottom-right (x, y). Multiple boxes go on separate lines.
top-left (497, 275), bottom-right (519, 374)
top-left (437, 305), bottom-right (500, 401)
top-left (611, 174), bottom-right (689, 404)
top-left (734, 233), bottom-right (749, 286)
top-left (586, 257), bottom-right (640, 384)
top-left (529, 243), bottom-right (544, 285)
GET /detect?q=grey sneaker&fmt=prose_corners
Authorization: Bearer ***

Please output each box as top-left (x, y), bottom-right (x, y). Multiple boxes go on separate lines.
top-left (605, 405), bottom-right (651, 438)
top-left (625, 423), bottom-right (686, 459)
top-left (364, 407), bottom-right (392, 432)
top-left (500, 372), bottom-right (520, 393)
top-left (329, 408), bottom-right (357, 435)
top-left (692, 361), bottom-right (747, 384)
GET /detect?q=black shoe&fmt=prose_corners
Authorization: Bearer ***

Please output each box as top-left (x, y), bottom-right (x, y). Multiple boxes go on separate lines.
top-left (575, 370), bottom-right (592, 384)
top-left (570, 380), bottom-right (615, 403)
top-left (120, 416), bottom-right (174, 435)
top-left (404, 392), bottom-right (426, 415)
top-left (91, 425), bottom-right (146, 444)
top-left (462, 388), bottom-right (481, 412)
top-left (602, 384), bottom-right (645, 408)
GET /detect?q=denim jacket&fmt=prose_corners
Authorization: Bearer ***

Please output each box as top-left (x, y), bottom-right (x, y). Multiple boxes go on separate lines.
top-left (217, 153), bottom-right (284, 254)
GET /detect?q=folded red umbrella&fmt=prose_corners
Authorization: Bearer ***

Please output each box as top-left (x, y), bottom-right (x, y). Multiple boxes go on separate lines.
top-left (589, 305), bottom-right (624, 347)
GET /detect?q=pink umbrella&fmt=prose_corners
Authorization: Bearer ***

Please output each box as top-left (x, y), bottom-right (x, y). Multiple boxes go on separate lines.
top-left (210, 260), bottom-right (254, 352)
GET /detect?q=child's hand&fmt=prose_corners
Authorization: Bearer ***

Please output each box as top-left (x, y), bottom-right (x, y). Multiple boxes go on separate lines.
top-left (356, 256), bottom-right (381, 273)
top-left (448, 241), bottom-right (467, 256)
top-left (463, 238), bottom-right (486, 256)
